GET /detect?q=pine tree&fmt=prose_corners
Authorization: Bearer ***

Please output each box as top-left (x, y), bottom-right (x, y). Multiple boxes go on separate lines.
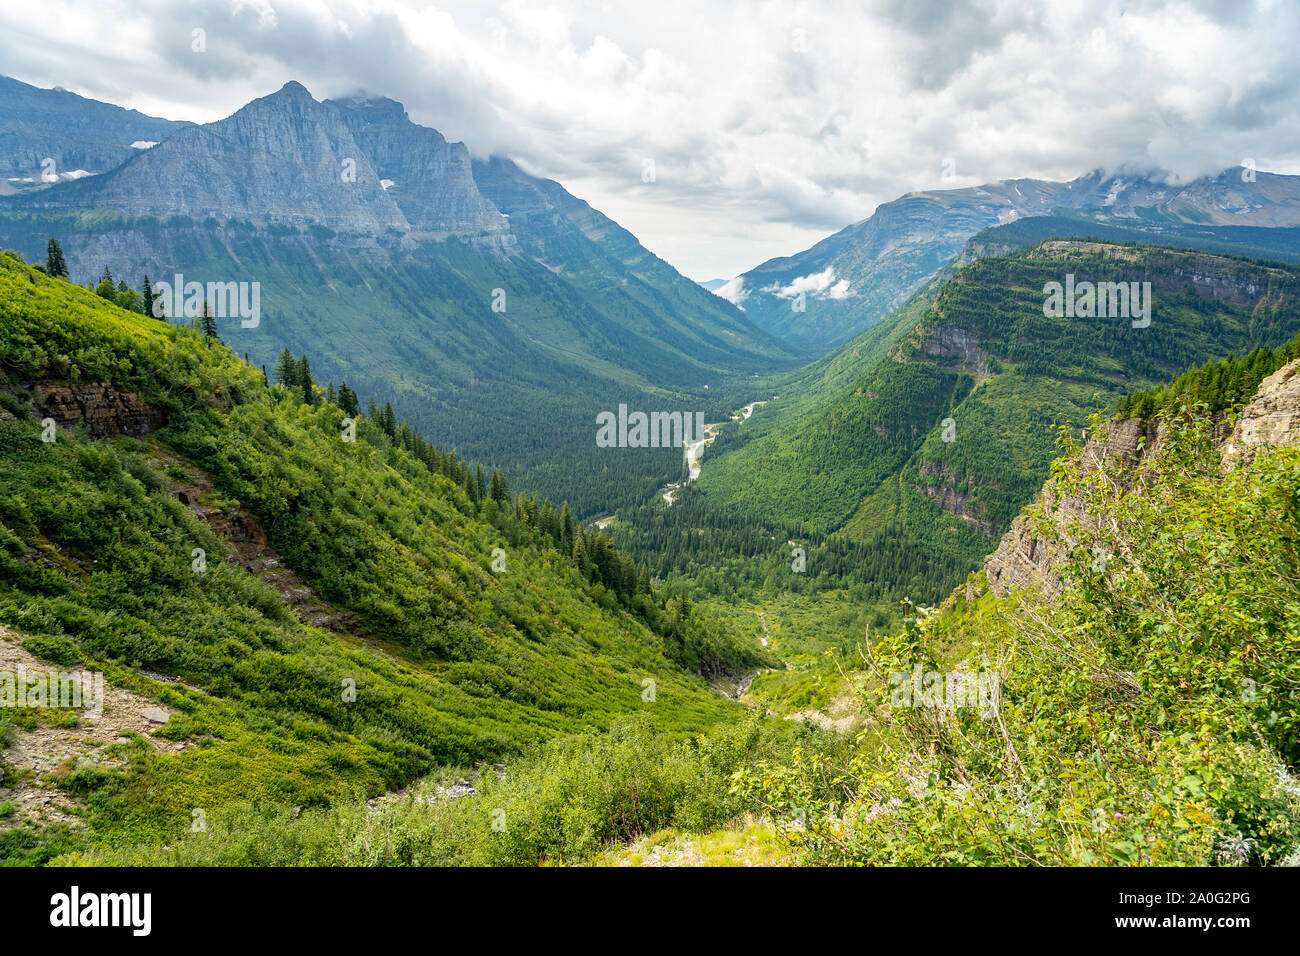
top-left (560, 502), bottom-right (574, 548)
top-left (142, 275), bottom-right (156, 318)
top-left (45, 239), bottom-right (68, 278)
top-left (474, 465), bottom-right (487, 503)
top-left (382, 402), bottom-right (396, 438)
top-left (539, 500), bottom-right (557, 542)
top-left (200, 301), bottom-right (218, 338)
top-left (298, 356), bottom-right (313, 404)
top-left (274, 349), bottom-right (298, 386)
top-left (489, 470), bottom-right (509, 504)
top-left (337, 383), bottom-right (359, 416)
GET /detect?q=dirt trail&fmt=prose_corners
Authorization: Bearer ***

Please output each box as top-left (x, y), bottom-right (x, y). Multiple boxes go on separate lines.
top-left (0, 627), bottom-right (184, 830)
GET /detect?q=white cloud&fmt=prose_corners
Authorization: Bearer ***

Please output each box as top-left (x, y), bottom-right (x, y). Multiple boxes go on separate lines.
top-left (761, 267), bottom-right (852, 300)
top-left (715, 276), bottom-right (749, 307)
top-left (3, 0), bottom-right (1298, 279)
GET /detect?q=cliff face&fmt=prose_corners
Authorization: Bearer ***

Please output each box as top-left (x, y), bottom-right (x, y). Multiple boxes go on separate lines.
top-left (328, 96), bottom-right (514, 248)
top-left (983, 359), bottom-right (1300, 598)
top-left (0, 74), bottom-right (192, 180)
top-left (17, 82), bottom-right (410, 235)
top-left (1222, 362), bottom-right (1300, 465)
top-left (30, 383), bottom-right (166, 438)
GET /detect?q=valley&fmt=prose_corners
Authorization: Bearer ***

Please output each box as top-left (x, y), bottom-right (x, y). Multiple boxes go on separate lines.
top-left (3, 61), bottom-right (1300, 877)
top-left (658, 399), bottom-right (767, 506)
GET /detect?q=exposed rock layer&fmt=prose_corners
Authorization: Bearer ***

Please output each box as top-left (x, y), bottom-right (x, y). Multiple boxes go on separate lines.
top-left (31, 383), bottom-right (166, 437)
top-left (983, 360), bottom-right (1300, 598)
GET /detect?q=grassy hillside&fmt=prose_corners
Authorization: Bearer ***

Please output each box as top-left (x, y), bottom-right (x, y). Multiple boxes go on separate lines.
top-left (0, 249), bottom-right (778, 862)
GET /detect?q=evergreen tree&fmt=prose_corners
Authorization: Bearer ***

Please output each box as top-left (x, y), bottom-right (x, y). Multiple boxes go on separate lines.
top-left (142, 275), bottom-right (156, 318)
top-left (489, 470), bottom-right (509, 504)
top-left (539, 500), bottom-right (558, 543)
top-left (200, 301), bottom-right (219, 338)
top-left (337, 383), bottom-right (359, 416)
top-left (298, 356), bottom-right (313, 404)
top-left (274, 349), bottom-right (298, 386)
top-left (382, 402), bottom-right (396, 438)
top-left (45, 239), bottom-right (68, 278)
top-left (560, 502), bottom-right (574, 548)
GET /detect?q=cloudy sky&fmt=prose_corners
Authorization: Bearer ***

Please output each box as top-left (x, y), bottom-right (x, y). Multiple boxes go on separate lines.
top-left (2, 0), bottom-right (1298, 279)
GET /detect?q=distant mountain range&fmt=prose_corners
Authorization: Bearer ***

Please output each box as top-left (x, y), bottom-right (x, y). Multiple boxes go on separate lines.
top-left (722, 168), bottom-right (1300, 351)
top-left (0, 77), bottom-right (794, 515)
top-left (0, 75), bottom-right (192, 190)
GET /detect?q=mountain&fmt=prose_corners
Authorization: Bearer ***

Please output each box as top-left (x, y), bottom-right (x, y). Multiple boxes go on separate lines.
top-left (0, 81), bottom-right (795, 516)
top-left (16, 81), bottom-right (408, 233)
top-left (327, 94), bottom-right (513, 243)
top-left (0, 75), bottom-right (192, 189)
top-left (725, 168), bottom-right (1300, 352)
top-left (698, 278), bottom-right (728, 291)
top-left (689, 240), bottom-right (1300, 601)
top-left (0, 248), bottom-right (780, 863)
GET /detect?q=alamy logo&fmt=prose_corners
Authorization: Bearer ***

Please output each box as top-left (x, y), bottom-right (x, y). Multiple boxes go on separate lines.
top-left (889, 664), bottom-right (1001, 718)
top-left (50, 886), bottom-right (151, 936)
top-left (1, 666), bottom-right (104, 717)
top-left (595, 405), bottom-right (706, 449)
top-left (1043, 274), bottom-right (1151, 328)
top-left (151, 273), bottom-right (261, 328)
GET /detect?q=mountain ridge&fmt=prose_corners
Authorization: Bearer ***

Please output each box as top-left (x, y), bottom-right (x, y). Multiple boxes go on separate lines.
top-left (725, 167), bottom-right (1300, 351)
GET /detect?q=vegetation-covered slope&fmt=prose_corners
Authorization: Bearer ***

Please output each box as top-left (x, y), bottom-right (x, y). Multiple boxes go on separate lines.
top-left (695, 241), bottom-right (1300, 601)
top-left (737, 365), bottom-right (1300, 865)
top-left (0, 249), bottom-right (773, 861)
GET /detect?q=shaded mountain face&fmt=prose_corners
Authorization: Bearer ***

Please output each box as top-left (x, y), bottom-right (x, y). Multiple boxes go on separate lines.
top-left (727, 169), bottom-right (1300, 352)
top-left (326, 95), bottom-right (514, 246)
top-left (697, 240), bottom-right (1300, 600)
top-left (17, 81), bottom-right (408, 234)
top-left (0, 75), bottom-right (192, 188)
top-left (470, 154), bottom-right (781, 361)
top-left (0, 81), bottom-right (792, 515)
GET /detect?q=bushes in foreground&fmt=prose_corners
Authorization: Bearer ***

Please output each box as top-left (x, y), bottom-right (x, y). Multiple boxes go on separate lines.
top-left (63, 714), bottom-right (845, 866)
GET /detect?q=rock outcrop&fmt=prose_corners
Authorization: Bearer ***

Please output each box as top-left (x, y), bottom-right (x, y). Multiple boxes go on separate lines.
top-left (1222, 361), bottom-right (1300, 465)
top-left (983, 359), bottom-right (1300, 598)
top-left (31, 383), bottom-right (166, 437)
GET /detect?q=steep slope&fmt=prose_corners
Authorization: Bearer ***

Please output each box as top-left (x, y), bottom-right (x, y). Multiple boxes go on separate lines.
top-left (16, 81), bottom-right (407, 233)
top-left (471, 155), bottom-right (781, 361)
top-left (697, 241), bottom-right (1300, 600)
top-left (0, 75), bottom-right (192, 187)
top-left (0, 82), bottom-right (794, 516)
top-left (986, 336), bottom-right (1300, 598)
top-left (735, 361), bottom-right (1300, 865)
top-left (727, 169), bottom-right (1300, 351)
top-left (0, 249), bottom-right (765, 859)
top-left (326, 94), bottom-right (514, 245)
